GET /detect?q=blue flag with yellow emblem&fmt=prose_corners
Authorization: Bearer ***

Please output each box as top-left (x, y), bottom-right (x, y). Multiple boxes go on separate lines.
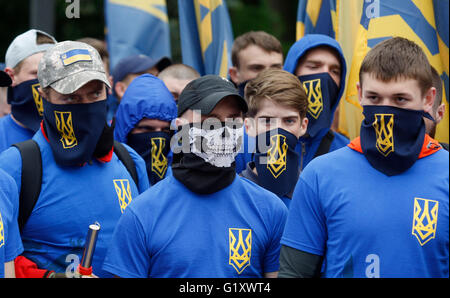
top-left (178, 0), bottom-right (234, 77)
top-left (105, 0), bottom-right (171, 71)
top-left (296, 0), bottom-right (336, 40)
top-left (343, 0), bottom-right (449, 144)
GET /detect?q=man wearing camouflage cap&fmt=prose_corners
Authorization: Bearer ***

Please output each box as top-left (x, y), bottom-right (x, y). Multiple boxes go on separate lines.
top-left (0, 41), bottom-right (149, 278)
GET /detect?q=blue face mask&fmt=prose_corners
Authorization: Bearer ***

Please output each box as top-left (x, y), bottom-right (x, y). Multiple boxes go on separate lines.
top-left (42, 99), bottom-right (108, 167)
top-left (7, 78), bottom-right (44, 132)
top-left (298, 72), bottom-right (338, 138)
top-left (127, 131), bottom-right (172, 185)
top-left (253, 128), bottom-right (300, 198)
top-left (360, 105), bottom-right (433, 176)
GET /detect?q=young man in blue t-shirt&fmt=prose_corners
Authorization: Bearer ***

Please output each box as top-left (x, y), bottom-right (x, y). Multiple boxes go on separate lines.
top-left (240, 68), bottom-right (308, 208)
top-left (103, 75), bottom-right (288, 278)
top-left (280, 37), bottom-right (449, 278)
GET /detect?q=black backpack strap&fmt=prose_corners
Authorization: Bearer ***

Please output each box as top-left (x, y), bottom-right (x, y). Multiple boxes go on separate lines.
top-left (314, 130), bottom-right (335, 158)
top-left (113, 140), bottom-right (139, 187)
top-left (12, 140), bottom-right (42, 231)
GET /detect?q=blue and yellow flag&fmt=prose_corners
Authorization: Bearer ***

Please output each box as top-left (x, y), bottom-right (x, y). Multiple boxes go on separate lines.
top-left (105, 0), bottom-right (171, 71)
top-left (296, 0), bottom-right (337, 40)
top-left (343, 0), bottom-right (449, 143)
top-left (178, 0), bottom-right (234, 77)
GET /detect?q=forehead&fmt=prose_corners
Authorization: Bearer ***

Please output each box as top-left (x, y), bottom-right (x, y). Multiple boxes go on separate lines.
top-left (136, 118), bottom-right (170, 127)
top-left (360, 72), bottom-right (421, 95)
top-left (17, 52), bottom-right (44, 72)
top-left (237, 45), bottom-right (283, 66)
top-left (255, 98), bottom-right (300, 117)
top-left (300, 46), bottom-right (341, 66)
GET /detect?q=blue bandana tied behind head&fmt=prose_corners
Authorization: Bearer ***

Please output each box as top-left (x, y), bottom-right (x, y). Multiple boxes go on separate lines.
top-left (298, 72), bottom-right (338, 139)
top-left (8, 78), bottom-right (44, 132)
top-left (254, 128), bottom-right (300, 198)
top-left (360, 105), bottom-right (433, 176)
top-left (42, 99), bottom-right (108, 166)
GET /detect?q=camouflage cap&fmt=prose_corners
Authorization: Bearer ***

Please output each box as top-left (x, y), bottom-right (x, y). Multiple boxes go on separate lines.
top-left (38, 40), bottom-right (111, 95)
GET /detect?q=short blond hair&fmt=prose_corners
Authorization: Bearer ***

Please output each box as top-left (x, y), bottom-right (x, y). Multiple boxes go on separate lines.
top-left (244, 68), bottom-right (308, 118)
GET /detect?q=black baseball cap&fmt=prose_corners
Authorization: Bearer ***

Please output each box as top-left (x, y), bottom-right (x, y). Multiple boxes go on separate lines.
top-left (0, 70), bottom-right (11, 87)
top-left (177, 75), bottom-right (248, 117)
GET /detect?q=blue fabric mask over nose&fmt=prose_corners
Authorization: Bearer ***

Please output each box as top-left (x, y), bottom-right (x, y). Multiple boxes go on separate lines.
top-left (7, 78), bottom-right (44, 132)
top-left (360, 105), bottom-right (433, 176)
top-left (42, 99), bottom-right (108, 166)
top-left (298, 72), bottom-right (338, 138)
top-left (127, 131), bottom-right (172, 185)
top-left (253, 128), bottom-right (300, 198)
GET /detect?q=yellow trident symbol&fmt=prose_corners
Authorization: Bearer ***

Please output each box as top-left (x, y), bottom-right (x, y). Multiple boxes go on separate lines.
top-left (0, 212), bottom-right (4, 248)
top-left (31, 83), bottom-right (43, 116)
top-left (412, 198), bottom-right (439, 246)
top-left (303, 78), bottom-right (323, 119)
top-left (151, 137), bottom-right (168, 179)
top-left (373, 114), bottom-right (394, 157)
top-left (229, 228), bottom-right (252, 274)
top-left (267, 134), bottom-right (287, 178)
top-left (113, 179), bottom-right (133, 213)
top-left (54, 111), bottom-right (77, 149)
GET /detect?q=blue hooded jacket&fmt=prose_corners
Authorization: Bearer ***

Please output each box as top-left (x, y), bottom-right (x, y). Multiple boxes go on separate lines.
top-left (283, 34), bottom-right (349, 169)
top-left (114, 74), bottom-right (178, 182)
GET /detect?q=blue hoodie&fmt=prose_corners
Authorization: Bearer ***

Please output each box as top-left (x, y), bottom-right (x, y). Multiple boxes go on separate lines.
top-left (283, 34), bottom-right (349, 169)
top-left (114, 74), bottom-right (178, 182)
top-left (235, 35), bottom-right (349, 173)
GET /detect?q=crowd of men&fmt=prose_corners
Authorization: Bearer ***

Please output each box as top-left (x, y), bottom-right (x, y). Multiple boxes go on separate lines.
top-left (0, 27), bottom-right (448, 278)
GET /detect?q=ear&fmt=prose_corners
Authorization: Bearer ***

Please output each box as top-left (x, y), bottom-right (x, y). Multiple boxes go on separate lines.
top-left (356, 81), bottom-right (363, 105)
top-left (114, 81), bottom-right (127, 100)
top-left (299, 116), bottom-right (309, 137)
top-left (37, 87), bottom-right (46, 99)
top-left (4, 67), bottom-right (16, 86)
top-left (423, 87), bottom-right (436, 114)
top-left (244, 117), bottom-right (256, 137)
top-left (435, 103), bottom-right (446, 124)
top-left (107, 75), bottom-right (113, 95)
top-left (229, 66), bottom-right (239, 85)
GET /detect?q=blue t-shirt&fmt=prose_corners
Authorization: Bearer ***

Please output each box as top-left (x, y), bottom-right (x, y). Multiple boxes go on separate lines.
top-left (103, 174), bottom-right (288, 278)
top-left (0, 168), bottom-right (23, 278)
top-left (0, 115), bottom-right (35, 153)
top-left (0, 130), bottom-right (149, 277)
top-left (282, 145), bottom-right (449, 278)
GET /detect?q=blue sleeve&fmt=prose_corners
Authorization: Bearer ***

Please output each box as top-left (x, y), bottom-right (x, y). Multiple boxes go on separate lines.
top-left (281, 169), bottom-right (327, 256)
top-left (102, 205), bottom-right (150, 278)
top-left (0, 147), bottom-right (23, 193)
top-left (264, 202), bottom-right (288, 273)
top-left (121, 142), bottom-right (150, 193)
top-left (0, 170), bottom-right (24, 262)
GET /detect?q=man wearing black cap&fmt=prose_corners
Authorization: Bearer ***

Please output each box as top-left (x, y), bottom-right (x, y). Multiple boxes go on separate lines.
top-left (112, 54), bottom-right (171, 101)
top-left (103, 75), bottom-right (288, 278)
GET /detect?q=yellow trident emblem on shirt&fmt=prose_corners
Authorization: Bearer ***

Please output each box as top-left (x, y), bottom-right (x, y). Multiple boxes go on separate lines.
top-left (267, 134), bottom-right (288, 178)
top-left (303, 78), bottom-right (323, 119)
top-left (113, 179), bottom-right (133, 213)
top-left (54, 111), bottom-right (77, 149)
top-left (373, 114), bottom-right (394, 157)
top-left (412, 198), bottom-right (439, 246)
top-left (151, 137), bottom-right (168, 179)
top-left (31, 83), bottom-right (43, 116)
top-left (229, 228), bottom-right (252, 274)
